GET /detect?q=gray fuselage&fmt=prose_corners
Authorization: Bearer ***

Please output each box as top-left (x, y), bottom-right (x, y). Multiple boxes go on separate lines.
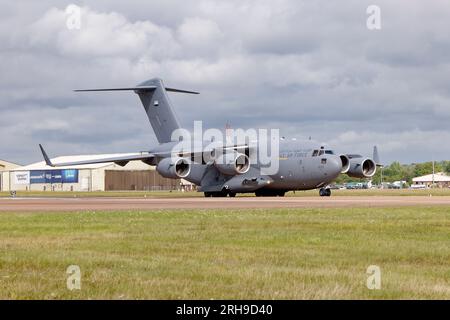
top-left (151, 139), bottom-right (343, 193)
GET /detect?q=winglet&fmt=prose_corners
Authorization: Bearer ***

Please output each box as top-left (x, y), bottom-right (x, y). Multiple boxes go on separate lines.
top-left (39, 144), bottom-right (54, 167)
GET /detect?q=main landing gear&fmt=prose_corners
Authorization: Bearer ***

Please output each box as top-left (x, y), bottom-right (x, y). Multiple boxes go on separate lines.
top-left (319, 188), bottom-right (331, 197)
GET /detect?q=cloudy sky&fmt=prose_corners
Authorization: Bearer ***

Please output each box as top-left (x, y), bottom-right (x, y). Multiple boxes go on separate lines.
top-left (1, 0), bottom-right (449, 165)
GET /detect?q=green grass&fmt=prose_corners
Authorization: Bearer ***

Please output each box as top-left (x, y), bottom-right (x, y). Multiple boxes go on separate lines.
top-left (0, 190), bottom-right (202, 198)
top-left (1, 188), bottom-right (450, 198)
top-left (0, 207), bottom-right (449, 299)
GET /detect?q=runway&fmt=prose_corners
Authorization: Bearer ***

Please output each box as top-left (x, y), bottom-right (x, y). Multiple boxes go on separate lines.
top-left (1, 196), bottom-right (450, 212)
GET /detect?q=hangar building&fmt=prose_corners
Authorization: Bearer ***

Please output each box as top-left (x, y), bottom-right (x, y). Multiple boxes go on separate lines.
top-left (0, 154), bottom-right (187, 192)
top-left (0, 159), bottom-right (21, 191)
top-left (412, 172), bottom-right (450, 188)
top-left (0, 159), bottom-right (20, 171)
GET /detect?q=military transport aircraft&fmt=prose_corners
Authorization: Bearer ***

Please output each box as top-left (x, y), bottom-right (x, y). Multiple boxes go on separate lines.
top-left (39, 78), bottom-right (380, 197)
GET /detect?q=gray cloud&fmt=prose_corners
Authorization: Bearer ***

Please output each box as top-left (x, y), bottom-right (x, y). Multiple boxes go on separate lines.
top-left (0, 0), bottom-right (449, 165)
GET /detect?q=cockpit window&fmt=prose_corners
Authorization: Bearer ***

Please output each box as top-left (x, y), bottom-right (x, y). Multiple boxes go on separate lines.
top-left (325, 150), bottom-right (334, 155)
top-left (312, 150), bottom-right (319, 157)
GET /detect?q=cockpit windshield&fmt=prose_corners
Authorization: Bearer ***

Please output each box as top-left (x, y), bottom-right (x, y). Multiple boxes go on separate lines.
top-left (313, 149), bottom-right (334, 156)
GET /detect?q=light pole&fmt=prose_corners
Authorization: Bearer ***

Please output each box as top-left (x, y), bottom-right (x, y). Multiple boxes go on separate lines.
top-left (432, 159), bottom-right (435, 188)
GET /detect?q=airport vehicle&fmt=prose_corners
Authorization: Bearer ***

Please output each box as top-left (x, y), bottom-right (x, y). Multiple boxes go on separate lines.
top-left (39, 78), bottom-right (380, 197)
top-left (410, 184), bottom-right (427, 190)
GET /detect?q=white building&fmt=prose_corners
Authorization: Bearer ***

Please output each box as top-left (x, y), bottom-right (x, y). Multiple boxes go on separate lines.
top-left (0, 159), bottom-right (21, 191)
top-left (412, 172), bottom-right (450, 188)
top-left (0, 159), bottom-right (21, 171)
top-left (1, 154), bottom-right (185, 192)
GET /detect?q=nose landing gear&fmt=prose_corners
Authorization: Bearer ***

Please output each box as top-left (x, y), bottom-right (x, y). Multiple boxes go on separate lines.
top-left (319, 188), bottom-right (331, 197)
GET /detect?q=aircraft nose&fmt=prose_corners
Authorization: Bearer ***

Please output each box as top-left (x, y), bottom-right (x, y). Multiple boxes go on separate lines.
top-left (328, 156), bottom-right (342, 177)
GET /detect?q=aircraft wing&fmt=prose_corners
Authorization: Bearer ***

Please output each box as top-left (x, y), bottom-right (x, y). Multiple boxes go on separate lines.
top-left (39, 141), bottom-right (252, 167)
top-left (193, 142), bottom-right (253, 155)
top-left (39, 144), bottom-right (155, 167)
top-left (148, 142), bottom-right (253, 163)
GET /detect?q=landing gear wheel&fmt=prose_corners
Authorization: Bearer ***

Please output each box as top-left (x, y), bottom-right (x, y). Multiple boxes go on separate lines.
top-left (204, 192), bottom-right (212, 197)
top-left (319, 188), bottom-right (331, 197)
top-left (228, 192), bottom-right (236, 197)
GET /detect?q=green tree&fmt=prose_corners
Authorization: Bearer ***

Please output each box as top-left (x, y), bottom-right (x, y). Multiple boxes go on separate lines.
top-left (413, 162), bottom-right (443, 177)
top-left (442, 161), bottom-right (450, 174)
top-left (382, 161), bottom-right (404, 182)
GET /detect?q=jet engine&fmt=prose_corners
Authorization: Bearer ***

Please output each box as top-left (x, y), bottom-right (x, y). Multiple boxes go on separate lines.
top-left (156, 157), bottom-right (191, 179)
top-left (339, 155), bottom-right (350, 174)
top-left (347, 158), bottom-right (376, 178)
top-left (214, 152), bottom-right (250, 175)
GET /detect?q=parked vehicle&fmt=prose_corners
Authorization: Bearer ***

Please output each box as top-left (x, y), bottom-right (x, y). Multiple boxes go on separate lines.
top-left (410, 184), bottom-right (427, 190)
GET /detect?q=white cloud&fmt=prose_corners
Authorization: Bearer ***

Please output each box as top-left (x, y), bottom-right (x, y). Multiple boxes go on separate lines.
top-left (176, 17), bottom-right (224, 58)
top-left (0, 1), bottom-right (449, 164)
top-left (29, 7), bottom-right (179, 60)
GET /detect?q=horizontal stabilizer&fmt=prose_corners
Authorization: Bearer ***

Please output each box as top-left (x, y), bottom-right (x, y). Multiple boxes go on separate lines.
top-left (73, 78), bottom-right (198, 143)
top-left (165, 87), bottom-right (199, 94)
top-left (74, 86), bottom-right (156, 92)
top-left (74, 86), bottom-right (199, 94)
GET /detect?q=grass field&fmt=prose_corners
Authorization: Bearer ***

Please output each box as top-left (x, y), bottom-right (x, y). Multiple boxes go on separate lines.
top-left (0, 206), bottom-right (449, 299)
top-left (1, 188), bottom-right (450, 198)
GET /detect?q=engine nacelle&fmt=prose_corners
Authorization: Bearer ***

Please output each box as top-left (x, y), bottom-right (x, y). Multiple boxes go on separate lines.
top-left (214, 152), bottom-right (250, 176)
top-left (156, 157), bottom-right (190, 179)
top-left (339, 155), bottom-right (350, 174)
top-left (347, 158), bottom-right (376, 178)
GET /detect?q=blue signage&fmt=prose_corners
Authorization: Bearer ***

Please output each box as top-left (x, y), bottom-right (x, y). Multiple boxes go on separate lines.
top-left (51, 170), bottom-right (62, 183)
top-left (30, 170), bottom-right (47, 184)
top-left (30, 170), bottom-right (78, 184)
top-left (62, 169), bottom-right (78, 183)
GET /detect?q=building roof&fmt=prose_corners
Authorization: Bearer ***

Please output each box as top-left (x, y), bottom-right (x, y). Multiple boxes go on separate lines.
top-left (412, 172), bottom-right (450, 183)
top-left (0, 159), bottom-right (21, 171)
top-left (11, 154), bottom-right (144, 171)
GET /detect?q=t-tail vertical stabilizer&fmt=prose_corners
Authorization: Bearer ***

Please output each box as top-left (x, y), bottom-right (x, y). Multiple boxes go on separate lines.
top-left (74, 78), bottom-right (199, 143)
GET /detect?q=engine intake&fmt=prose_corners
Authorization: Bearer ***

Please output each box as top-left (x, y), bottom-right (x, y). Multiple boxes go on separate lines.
top-left (214, 152), bottom-right (250, 175)
top-left (347, 158), bottom-right (376, 178)
top-left (339, 155), bottom-right (350, 174)
top-left (156, 157), bottom-right (190, 179)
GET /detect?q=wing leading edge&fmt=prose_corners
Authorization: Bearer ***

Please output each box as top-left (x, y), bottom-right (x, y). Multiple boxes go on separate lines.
top-left (39, 144), bottom-right (155, 167)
